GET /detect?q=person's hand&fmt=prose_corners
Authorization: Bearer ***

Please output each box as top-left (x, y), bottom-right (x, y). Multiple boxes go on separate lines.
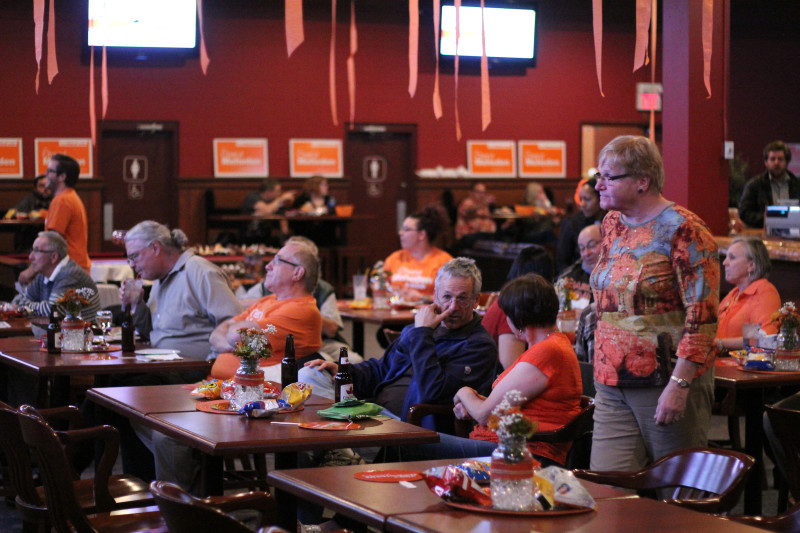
top-left (224, 320), bottom-right (260, 348)
top-left (453, 402), bottom-right (472, 420)
top-left (654, 381), bottom-right (690, 425)
top-left (305, 359), bottom-right (338, 375)
top-left (414, 301), bottom-right (453, 329)
top-left (17, 265), bottom-right (36, 286)
top-left (120, 278), bottom-right (144, 310)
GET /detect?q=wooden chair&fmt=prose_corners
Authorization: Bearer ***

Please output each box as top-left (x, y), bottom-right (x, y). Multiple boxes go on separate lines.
top-left (150, 480), bottom-right (277, 533)
top-left (16, 405), bottom-right (166, 533)
top-left (0, 402), bottom-right (152, 533)
top-left (574, 447), bottom-right (756, 515)
top-left (765, 402), bottom-right (800, 512)
top-left (529, 395), bottom-right (594, 469)
top-left (724, 502), bottom-right (800, 532)
top-left (377, 327), bottom-right (403, 349)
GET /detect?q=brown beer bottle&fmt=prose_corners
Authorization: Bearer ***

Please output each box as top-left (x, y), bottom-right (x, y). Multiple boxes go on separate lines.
top-left (281, 333), bottom-right (298, 388)
top-left (120, 306), bottom-right (136, 352)
top-left (334, 347), bottom-right (355, 402)
top-left (47, 308), bottom-right (61, 354)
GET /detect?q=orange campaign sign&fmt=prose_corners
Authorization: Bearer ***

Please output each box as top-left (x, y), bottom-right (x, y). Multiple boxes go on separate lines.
top-left (213, 138), bottom-right (269, 177)
top-left (0, 138), bottom-right (23, 178)
top-left (289, 139), bottom-right (343, 177)
top-left (518, 140), bottom-right (566, 178)
top-left (34, 138), bottom-right (94, 177)
top-left (467, 141), bottom-right (516, 177)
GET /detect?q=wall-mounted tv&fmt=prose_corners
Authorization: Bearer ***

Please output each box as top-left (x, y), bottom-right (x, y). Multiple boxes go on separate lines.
top-left (439, 2), bottom-right (537, 69)
top-left (84, 0), bottom-right (198, 63)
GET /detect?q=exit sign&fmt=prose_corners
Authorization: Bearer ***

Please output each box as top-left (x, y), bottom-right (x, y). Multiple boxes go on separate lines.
top-left (636, 82), bottom-right (662, 112)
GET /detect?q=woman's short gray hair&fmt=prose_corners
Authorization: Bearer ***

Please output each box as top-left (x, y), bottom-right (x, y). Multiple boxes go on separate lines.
top-left (598, 135), bottom-right (665, 193)
top-left (125, 221), bottom-right (188, 252)
top-left (731, 236), bottom-right (771, 280)
top-left (435, 257), bottom-right (482, 298)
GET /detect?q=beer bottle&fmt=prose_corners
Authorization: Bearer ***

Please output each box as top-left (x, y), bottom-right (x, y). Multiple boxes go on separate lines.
top-left (281, 333), bottom-right (298, 388)
top-left (47, 308), bottom-right (61, 354)
top-left (120, 306), bottom-right (136, 352)
top-left (334, 347), bottom-right (355, 402)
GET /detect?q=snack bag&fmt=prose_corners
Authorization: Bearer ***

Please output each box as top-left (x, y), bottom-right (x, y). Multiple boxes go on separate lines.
top-left (220, 378), bottom-right (236, 400)
top-left (454, 460), bottom-right (491, 483)
top-left (239, 399), bottom-right (281, 418)
top-left (280, 382), bottom-right (312, 407)
top-left (263, 380), bottom-right (282, 398)
top-left (190, 379), bottom-right (222, 399)
top-left (534, 466), bottom-right (596, 510)
top-left (422, 465), bottom-right (492, 507)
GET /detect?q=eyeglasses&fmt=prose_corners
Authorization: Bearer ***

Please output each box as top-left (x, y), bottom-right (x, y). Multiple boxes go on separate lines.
top-left (127, 242), bottom-right (153, 264)
top-left (30, 247), bottom-right (54, 254)
top-left (437, 293), bottom-right (475, 308)
top-left (399, 226), bottom-right (420, 233)
top-left (272, 255), bottom-right (300, 268)
top-left (594, 172), bottom-right (631, 183)
top-left (45, 167), bottom-right (58, 174)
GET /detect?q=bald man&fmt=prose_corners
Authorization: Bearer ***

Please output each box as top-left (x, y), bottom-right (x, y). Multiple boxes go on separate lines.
top-left (556, 224), bottom-right (601, 309)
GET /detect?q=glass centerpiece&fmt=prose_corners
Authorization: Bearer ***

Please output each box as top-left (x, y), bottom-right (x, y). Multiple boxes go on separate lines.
top-left (56, 288), bottom-right (95, 351)
top-left (555, 278), bottom-right (578, 342)
top-left (230, 325), bottom-right (275, 410)
top-left (488, 390), bottom-right (539, 511)
top-left (772, 302), bottom-right (800, 371)
top-left (370, 260), bottom-right (391, 309)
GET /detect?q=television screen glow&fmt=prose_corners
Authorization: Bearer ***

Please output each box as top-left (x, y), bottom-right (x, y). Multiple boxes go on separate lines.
top-left (440, 4), bottom-right (536, 60)
top-left (87, 0), bottom-right (197, 49)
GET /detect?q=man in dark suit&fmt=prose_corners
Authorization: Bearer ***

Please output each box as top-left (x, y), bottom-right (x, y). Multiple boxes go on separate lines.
top-left (738, 140), bottom-right (800, 228)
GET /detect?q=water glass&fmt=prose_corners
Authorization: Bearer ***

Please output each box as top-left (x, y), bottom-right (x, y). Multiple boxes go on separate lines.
top-left (95, 310), bottom-right (113, 346)
top-left (742, 323), bottom-right (760, 353)
top-left (353, 274), bottom-right (368, 301)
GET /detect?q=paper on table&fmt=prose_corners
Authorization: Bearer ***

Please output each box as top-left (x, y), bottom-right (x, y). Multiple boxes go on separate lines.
top-left (136, 354), bottom-right (183, 361)
top-left (0, 321), bottom-right (10, 328)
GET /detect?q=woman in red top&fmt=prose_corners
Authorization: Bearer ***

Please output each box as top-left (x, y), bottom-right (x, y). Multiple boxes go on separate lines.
top-left (716, 236), bottom-right (781, 352)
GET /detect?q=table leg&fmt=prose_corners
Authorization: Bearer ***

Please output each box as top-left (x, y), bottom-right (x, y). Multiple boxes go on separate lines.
top-left (351, 320), bottom-right (364, 356)
top-left (197, 455), bottom-right (224, 496)
top-left (275, 451), bottom-right (298, 531)
top-left (741, 388), bottom-right (764, 515)
top-left (49, 376), bottom-right (71, 408)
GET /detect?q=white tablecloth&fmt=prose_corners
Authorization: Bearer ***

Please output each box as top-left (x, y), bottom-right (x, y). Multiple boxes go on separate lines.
top-left (96, 283), bottom-right (121, 310)
top-left (90, 260), bottom-right (134, 283)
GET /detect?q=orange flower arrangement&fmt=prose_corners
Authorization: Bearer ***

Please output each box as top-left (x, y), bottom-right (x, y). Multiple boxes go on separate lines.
top-left (771, 302), bottom-right (800, 350)
top-left (233, 325), bottom-right (276, 362)
top-left (56, 288), bottom-right (95, 317)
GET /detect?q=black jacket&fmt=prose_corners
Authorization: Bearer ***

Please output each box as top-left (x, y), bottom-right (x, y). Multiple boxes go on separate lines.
top-left (738, 171), bottom-right (800, 228)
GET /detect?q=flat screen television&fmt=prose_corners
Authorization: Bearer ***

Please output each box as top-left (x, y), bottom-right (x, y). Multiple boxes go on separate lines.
top-left (84, 0), bottom-right (198, 63)
top-left (439, 2), bottom-right (537, 69)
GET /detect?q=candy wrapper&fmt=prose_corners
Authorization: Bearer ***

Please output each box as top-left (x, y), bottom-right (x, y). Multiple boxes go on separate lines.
top-left (534, 466), bottom-right (596, 510)
top-left (280, 382), bottom-right (312, 407)
top-left (422, 465), bottom-right (492, 507)
top-left (239, 399), bottom-right (286, 418)
top-left (190, 379), bottom-right (222, 400)
top-left (454, 460), bottom-right (491, 483)
top-left (221, 378), bottom-right (235, 400)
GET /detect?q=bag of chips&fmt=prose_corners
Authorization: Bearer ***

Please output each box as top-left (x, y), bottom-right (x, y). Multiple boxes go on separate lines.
top-left (190, 379), bottom-right (222, 399)
top-left (422, 465), bottom-right (492, 507)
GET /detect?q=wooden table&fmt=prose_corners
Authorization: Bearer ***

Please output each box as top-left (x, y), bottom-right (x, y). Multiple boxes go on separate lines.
top-left (385, 495), bottom-right (766, 533)
top-left (715, 358), bottom-right (800, 515)
top-left (337, 301), bottom-right (416, 355)
top-left (267, 458), bottom-right (637, 532)
top-left (0, 317), bottom-right (33, 338)
top-left (86, 384), bottom-right (439, 529)
top-left (0, 336), bottom-right (212, 407)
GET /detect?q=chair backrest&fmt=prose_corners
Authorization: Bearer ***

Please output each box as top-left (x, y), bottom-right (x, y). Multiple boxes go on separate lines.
top-left (16, 405), bottom-right (98, 533)
top-left (528, 395), bottom-right (595, 444)
top-left (766, 403), bottom-right (800, 503)
top-left (378, 327), bottom-right (403, 349)
top-left (0, 401), bottom-right (43, 510)
top-left (150, 481), bottom-right (252, 533)
top-left (727, 501), bottom-right (800, 533)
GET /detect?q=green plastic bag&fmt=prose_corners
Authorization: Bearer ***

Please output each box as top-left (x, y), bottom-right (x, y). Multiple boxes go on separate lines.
top-left (317, 400), bottom-right (384, 420)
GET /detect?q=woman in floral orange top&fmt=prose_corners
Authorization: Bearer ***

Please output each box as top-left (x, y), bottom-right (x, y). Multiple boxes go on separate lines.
top-left (589, 136), bottom-right (719, 472)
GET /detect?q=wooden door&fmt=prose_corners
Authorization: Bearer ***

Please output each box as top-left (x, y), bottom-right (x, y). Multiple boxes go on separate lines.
top-left (98, 121), bottom-right (179, 251)
top-left (344, 124), bottom-right (416, 263)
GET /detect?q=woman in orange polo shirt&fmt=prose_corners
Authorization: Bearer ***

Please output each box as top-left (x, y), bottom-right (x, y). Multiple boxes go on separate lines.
top-left (715, 236), bottom-right (781, 352)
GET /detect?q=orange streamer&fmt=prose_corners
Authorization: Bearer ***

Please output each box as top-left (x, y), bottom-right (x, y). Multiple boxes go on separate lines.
top-left (454, 0), bottom-right (461, 141)
top-left (432, 0), bottom-right (442, 119)
top-left (285, 0), bottom-right (304, 57)
top-left (702, 0), bottom-right (713, 97)
top-left (408, 0), bottom-right (418, 98)
top-left (592, 0), bottom-right (604, 97)
top-left (649, 0), bottom-right (657, 142)
top-left (101, 46), bottom-right (108, 118)
top-left (347, 0), bottom-right (357, 127)
top-left (633, 0), bottom-right (650, 72)
top-left (197, 0), bottom-right (210, 74)
top-left (480, 0), bottom-right (490, 131)
top-left (89, 47), bottom-right (96, 147)
top-left (46, 0), bottom-right (58, 83)
top-left (329, 0), bottom-right (339, 126)
top-left (33, 0), bottom-right (44, 93)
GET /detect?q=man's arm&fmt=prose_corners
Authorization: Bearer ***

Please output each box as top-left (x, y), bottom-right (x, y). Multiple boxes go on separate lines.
top-left (209, 317), bottom-right (260, 352)
top-left (738, 176), bottom-right (766, 228)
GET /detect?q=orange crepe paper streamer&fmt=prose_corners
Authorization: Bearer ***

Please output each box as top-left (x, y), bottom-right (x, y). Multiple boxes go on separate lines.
top-left (347, 0), bottom-right (357, 127)
top-left (454, 0), bottom-right (461, 141)
top-left (702, 0), bottom-right (713, 97)
top-left (33, 0), bottom-right (44, 93)
top-left (480, 0), bottom-right (491, 131)
top-left (408, 0), bottom-right (418, 98)
top-left (329, 0), bottom-right (339, 126)
top-left (432, 0), bottom-right (442, 119)
top-left (198, 0), bottom-right (210, 74)
top-left (102, 46), bottom-right (108, 118)
top-left (89, 47), bottom-right (96, 147)
top-left (649, 0), bottom-right (657, 142)
top-left (633, 0), bottom-right (650, 72)
top-left (592, 0), bottom-right (604, 97)
top-left (285, 0), bottom-right (304, 57)
top-left (46, 0), bottom-right (58, 84)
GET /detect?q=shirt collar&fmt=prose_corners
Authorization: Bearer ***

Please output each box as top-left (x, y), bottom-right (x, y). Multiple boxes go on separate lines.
top-left (47, 256), bottom-right (70, 283)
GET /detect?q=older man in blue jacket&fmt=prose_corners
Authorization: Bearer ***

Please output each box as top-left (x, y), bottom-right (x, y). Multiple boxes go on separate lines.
top-left (302, 257), bottom-right (498, 431)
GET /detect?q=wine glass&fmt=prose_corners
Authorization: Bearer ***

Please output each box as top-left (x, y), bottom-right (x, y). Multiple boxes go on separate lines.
top-left (95, 310), bottom-right (113, 347)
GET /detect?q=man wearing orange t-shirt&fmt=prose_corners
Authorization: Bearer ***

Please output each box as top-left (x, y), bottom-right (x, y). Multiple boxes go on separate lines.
top-left (209, 240), bottom-right (322, 383)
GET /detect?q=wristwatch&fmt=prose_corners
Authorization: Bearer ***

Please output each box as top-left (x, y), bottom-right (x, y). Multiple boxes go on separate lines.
top-left (670, 375), bottom-right (691, 389)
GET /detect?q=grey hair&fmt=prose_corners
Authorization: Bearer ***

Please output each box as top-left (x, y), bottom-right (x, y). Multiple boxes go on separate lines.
top-left (286, 235), bottom-right (319, 258)
top-left (125, 221), bottom-right (188, 252)
top-left (37, 230), bottom-right (68, 259)
top-left (731, 236), bottom-right (771, 280)
top-left (598, 135), bottom-right (665, 193)
top-left (435, 257), bottom-right (482, 298)
top-left (284, 243), bottom-right (320, 293)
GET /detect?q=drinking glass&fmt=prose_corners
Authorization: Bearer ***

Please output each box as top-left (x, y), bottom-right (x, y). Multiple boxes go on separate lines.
top-left (742, 322), bottom-right (760, 353)
top-left (95, 310), bottom-right (113, 347)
